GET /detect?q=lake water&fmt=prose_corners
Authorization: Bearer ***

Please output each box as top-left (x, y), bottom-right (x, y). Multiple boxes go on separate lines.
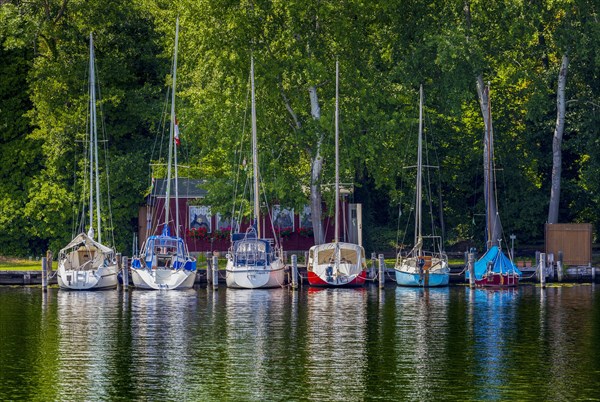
top-left (1, 284), bottom-right (599, 400)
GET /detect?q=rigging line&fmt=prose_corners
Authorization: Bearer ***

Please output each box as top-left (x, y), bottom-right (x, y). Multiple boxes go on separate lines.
top-left (232, 72), bottom-right (252, 229)
top-left (94, 59), bottom-right (116, 248)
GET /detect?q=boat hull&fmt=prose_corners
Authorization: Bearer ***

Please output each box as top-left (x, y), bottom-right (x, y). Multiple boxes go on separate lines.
top-left (131, 267), bottom-right (196, 290)
top-left (307, 270), bottom-right (367, 287)
top-left (475, 273), bottom-right (519, 288)
top-left (57, 264), bottom-right (119, 290)
top-left (225, 261), bottom-right (286, 289)
top-left (395, 269), bottom-right (449, 287)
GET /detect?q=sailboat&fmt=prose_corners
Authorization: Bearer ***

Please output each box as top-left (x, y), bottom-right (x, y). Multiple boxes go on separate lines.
top-left (394, 85), bottom-right (450, 287)
top-left (130, 18), bottom-right (197, 290)
top-left (225, 57), bottom-right (286, 289)
top-left (466, 83), bottom-right (521, 287)
top-left (57, 33), bottom-right (119, 290)
top-left (306, 60), bottom-right (367, 287)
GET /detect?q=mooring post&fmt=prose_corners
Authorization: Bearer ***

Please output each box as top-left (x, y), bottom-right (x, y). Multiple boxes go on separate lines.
top-left (122, 256), bottom-right (129, 290)
top-left (539, 252), bottom-right (546, 288)
top-left (468, 252), bottom-right (476, 288)
top-left (46, 250), bottom-right (53, 278)
top-left (291, 254), bottom-right (298, 290)
top-left (378, 254), bottom-right (385, 289)
top-left (206, 251), bottom-right (212, 286)
top-left (557, 250), bottom-right (563, 282)
top-left (371, 252), bottom-right (377, 280)
top-left (212, 255), bottom-right (219, 291)
top-left (41, 256), bottom-right (48, 292)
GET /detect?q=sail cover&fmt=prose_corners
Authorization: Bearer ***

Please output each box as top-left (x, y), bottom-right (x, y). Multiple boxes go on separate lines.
top-left (466, 246), bottom-right (522, 280)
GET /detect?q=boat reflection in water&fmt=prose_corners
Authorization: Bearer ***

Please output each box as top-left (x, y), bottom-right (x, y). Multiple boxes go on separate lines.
top-left (393, 286), bottom-right (450, 400)
top-left (56, 290), bottom-right (121, 400)
top-left (305, 287), bottom-right (369, 398)
top-left (127, 289), bottom-right (198, 398)
top-left (467, 288), bottom-right (518, 400)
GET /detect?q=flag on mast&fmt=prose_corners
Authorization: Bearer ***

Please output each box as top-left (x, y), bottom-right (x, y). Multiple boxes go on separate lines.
top-left (174, 117), bottom-right (181, 146)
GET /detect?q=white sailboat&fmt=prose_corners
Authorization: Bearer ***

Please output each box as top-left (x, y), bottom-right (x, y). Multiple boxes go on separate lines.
top-left (225, 56), bottom-right (286, 289)
top-left (130, 17), bottom-right (197, 290)
top-left (306, 60), bottom-right (367, 287)
top-left (57, 33), bottom-right (119, 290)
top-left (394, 85), bottom-right (450, 287)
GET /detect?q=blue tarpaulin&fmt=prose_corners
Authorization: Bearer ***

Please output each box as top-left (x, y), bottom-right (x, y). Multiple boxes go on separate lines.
top-left (466, 246), bottom-right (522, 280)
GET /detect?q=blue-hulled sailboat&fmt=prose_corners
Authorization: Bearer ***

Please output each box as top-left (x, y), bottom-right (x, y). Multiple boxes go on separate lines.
top-left (465, 82), bottom-right (521, 287)
top-left (395, 85), bottom-right (449, 287)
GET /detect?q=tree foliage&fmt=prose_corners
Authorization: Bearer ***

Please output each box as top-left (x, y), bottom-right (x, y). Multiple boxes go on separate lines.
top-left (0, 0), bottom-right (598, 256)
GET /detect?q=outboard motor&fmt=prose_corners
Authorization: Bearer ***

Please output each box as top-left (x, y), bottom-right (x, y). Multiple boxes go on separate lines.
top-left (418, 258), bottom-right (425, 283)
top-left (326, 265), bottom-right (334, 282)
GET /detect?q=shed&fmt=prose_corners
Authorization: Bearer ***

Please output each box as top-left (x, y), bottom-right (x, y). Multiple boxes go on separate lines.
top-left (545, 223), bottom-right (592, 266)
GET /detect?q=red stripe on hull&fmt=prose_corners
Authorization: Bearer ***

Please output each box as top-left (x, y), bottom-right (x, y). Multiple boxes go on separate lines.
top-left (475, 273), bottom-right (519, 288)
top-left (307, 270), bottom-right (367, 287)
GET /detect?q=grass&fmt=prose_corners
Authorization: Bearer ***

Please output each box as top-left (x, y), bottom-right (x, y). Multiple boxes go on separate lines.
top-left (0, 257), bottom-right (54, 271)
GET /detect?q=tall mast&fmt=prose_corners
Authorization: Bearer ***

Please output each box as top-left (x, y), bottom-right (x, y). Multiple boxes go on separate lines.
top-left (88, 33), bottom-right (94, 236)
top-left (88, 33), bottom-right (101, 241)
top-left (251, 56), bottom-right (261, 237)
top-left (483, 83), bottom-right (501, 249)
top-left (334, 59), bottom-right (340, 243)
top-left (414, 84), bottom-right (423, 253)
top-left (165, 17), bottom-right (179, 234)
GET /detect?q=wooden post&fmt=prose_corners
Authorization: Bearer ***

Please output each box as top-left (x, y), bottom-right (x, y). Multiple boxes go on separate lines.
top-left (46, 250), bottom-right (53, 279)
top-left (557, 250), bottom-right (563, 282)
top-left (539, 252), bottom-right (546, 288)
top-left (283, 251), bottom-right (288, 265)
top-left (122, 256), bottom-right (129, 290)
top-left (291, 254), bottom-right (298, 290)
top-left (468, 252), bottom-right (476, 288)
top-left (206, 251), bottom-right (212, 286)
top-left (378, 254), bottom-right (385, 289)
top-left (212, 255), bottom-right (219, 291)
top-left (371, 252), bottom-right (377, 280)
top-left (41, 257), bottom-right (48, 292)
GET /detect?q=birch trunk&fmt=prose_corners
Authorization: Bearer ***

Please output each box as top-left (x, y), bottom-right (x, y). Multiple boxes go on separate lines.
top-left (308, 85), bottom-right (324, 245)
top-left (548, 54), bottom-right (569, 224)
top-left (476, 76), bottom-right (502, 248)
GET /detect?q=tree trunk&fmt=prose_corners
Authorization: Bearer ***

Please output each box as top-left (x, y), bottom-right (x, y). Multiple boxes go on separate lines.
top-left (548, 54), bottom-right (569, 224)
top-left (308, 85), bottom-right (325, 245)
top-left (476, 76), bottom-right (502, 248)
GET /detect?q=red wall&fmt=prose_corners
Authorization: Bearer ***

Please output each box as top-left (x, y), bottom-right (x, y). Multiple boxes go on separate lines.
top-left (144, 198), bottom-right (344, 253)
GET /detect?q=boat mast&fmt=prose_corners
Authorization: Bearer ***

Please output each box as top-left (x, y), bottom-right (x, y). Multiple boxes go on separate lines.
top-left (414, 84), bottom-right (423, 255)
top-left (334, 59), bottom-right (339, 244)
top-left (165, 17), bottom-right (180, 235)
top-left (251, 56), bottom-right (261, 238)
top-left (88, 33), bottom-right (101, 241)
top-left (483, 83), bottom-right (500, 250)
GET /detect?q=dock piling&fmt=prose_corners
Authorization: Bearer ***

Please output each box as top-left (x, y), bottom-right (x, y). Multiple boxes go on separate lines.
top-left (557, 251), bottom-right (563, 282)
top-left (291, 254), bottom-right (298, 290)
top-left (41, 257), bottom-right (48, 292)
top-left (206, 252), bottom-right (212, 287)
top-left (371, 252), bottom-right (377, 280)
top-left (468, 252), bottom-right (476, 288)
top-left (122, 256), bottom-right (129, 290)
top-left (212, 255), bottom-right (219, 291)
top-left (539, 252), bottom-right (547, 288)
top-left (378, 254), bottom-right (385, 289)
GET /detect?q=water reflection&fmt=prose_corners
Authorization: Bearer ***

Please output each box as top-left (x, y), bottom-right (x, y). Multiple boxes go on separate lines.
top-left (468, 288), bottom-right (518, 400)
top-left (56, 290), bottom-right (121, 400)
top-left (393, 286), bottom-right (450, 400)
top-left (1, 284), bottom-right (600, 401)
top-left (305, 288), bottom-right (369, 400)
